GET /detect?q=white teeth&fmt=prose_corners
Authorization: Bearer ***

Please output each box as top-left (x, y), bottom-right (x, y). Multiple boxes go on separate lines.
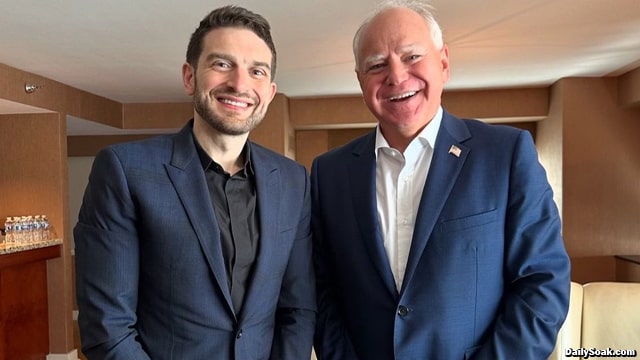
top-left (220, 98), bottom-right (249, 107)
top-left (388, 91), bottom-right (417, 101)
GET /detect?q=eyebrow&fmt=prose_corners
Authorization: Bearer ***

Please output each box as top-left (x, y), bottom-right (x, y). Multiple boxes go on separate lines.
top-left (362, 44), bottom-right (423, 67)
top-left (363, 54), bottom-right (386, 67)
top-left (204, 52), bottom-right (271, 71)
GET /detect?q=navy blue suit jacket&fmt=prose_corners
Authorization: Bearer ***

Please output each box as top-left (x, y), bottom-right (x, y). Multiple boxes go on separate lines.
top-left (75, 121), bottom-right (315, 359)
top-left (312, 110), bottom-right (570, 359)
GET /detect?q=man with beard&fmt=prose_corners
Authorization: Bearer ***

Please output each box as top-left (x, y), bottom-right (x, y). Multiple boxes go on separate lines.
top-left (74, 6), bottom-right (315, 359)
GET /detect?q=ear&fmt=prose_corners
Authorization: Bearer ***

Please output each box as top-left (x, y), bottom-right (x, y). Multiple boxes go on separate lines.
top-left (267, 81), bottom-right (277, 104)
top-left (182, 62), bottom-right (196, 96)
top-left (355, 67), bottom-right (363, 88)
top-left (440, 44), bottom-right (451, 82)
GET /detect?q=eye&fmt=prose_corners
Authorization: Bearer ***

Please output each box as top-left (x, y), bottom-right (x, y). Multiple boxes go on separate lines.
top-left (212, 60), bottom-right (231, 69)
top-left (252, 68), bottom-right (268, 77)
top-left (366, 63), bottom-right (386, 73)
top-left (406, 54), bottom-right (422, 62)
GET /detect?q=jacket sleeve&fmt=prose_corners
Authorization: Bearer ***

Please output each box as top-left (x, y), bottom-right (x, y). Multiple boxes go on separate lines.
top-left (471, 130), bottom-right (571, 359)
top-left (270, 167), bottom-right (317, 360)
top-left (74, 148), bottom-right (151, 360)
top-left (311, 158), bottom-right (359, 360)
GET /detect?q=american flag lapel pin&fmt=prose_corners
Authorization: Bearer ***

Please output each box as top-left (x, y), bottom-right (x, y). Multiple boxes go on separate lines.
top-left (448, 145), bottom-right (462, 158)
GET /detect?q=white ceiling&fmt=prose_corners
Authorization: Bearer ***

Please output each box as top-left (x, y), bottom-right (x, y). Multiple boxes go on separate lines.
top-left (1, 0), bottom-right (640, 133)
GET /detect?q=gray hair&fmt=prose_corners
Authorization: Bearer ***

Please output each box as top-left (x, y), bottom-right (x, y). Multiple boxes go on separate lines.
top-left (352, 0), bottom-right (444, 71)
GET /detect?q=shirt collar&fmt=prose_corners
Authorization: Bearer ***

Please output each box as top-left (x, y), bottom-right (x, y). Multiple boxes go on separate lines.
top-left (375, 106), bottom-right (443, 156)
top-left (194, 134), bottom-right (254, 177)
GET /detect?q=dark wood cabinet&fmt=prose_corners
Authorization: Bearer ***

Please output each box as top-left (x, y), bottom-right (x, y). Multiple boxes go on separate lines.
top-left (0, 244), bottom-right (61, 360)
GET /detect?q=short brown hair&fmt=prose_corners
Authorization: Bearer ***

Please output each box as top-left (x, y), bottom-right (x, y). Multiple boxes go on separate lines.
top-left (186, 5), bottom-right (277, 78)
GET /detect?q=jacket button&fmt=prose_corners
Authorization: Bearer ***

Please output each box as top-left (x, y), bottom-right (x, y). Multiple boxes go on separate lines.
top-left (397, 305), bottom-right (411, 316)
top-left (236, 329), bottom-right (243, 339)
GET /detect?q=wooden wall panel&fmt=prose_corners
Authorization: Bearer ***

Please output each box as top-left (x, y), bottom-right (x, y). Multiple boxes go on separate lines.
top-left (289, 87), bottom-right (549, 129)
top-left (70, 94), bottom-right (292, 157)
top-left (560, 78), bottom-right (640, 260)
top-left (328, 127), bottom-right (374, 150)
top-left (0, 63), bottom-right (121, 128)
top-left (442, 87), bottom-right (549, 120)
top-left (250, 93), bottom-right (290, 155)
top-left (618, 67), bottom-right (640, 108)
top-left (295, 130), bottom-right (329, 172)
top-left (123, 102), bottom-right (192, 130)
top-left (537, 83), bottom-right (565, 216)
top-left (0, 113), bottom-right (74, 354)
top-left (295, 127), bottom-right (374, 172)
top-left (294, 123), bottom-right (535, 175)
top-left (495, 121), bottom-right (537, 141)
top-left (616, 256), bottom-right (640, 282)
top-left (68, 134), bottom-right (158, 157)
top-left (290, 96), bottom-right (377, 128)
top-left (570, 256), bottom-right (617, 284)
top-left (0, 114), bottom-right (65, 229)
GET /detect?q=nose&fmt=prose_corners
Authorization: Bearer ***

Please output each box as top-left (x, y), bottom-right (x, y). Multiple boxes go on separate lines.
top-left (386, 59), bottom-right (408, 86)
top-left (226, 68), bottom-right (251, 93)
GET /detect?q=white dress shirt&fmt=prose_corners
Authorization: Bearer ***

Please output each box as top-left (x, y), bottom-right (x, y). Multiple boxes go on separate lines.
top-left (375, 107), bottom-right (442, 291)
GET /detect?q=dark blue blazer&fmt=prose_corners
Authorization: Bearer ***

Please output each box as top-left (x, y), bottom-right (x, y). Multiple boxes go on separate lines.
top-left (75, 121), bottom-right (315, 360)
top-left (312, 110), bottom-right (570, 360)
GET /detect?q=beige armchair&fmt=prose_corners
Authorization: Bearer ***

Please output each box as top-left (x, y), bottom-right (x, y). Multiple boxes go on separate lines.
top-left (548, 281), bottom-right (640, 359)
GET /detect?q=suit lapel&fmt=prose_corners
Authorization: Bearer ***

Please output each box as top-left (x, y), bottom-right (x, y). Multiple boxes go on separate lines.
top-left (349, 133), bottom-right (399, 298)
top-left (237, 144), bottom-right (280, 323)
top-left (401, 113), bottom-right (471, 294)
top-left (164, 123), bottom-right (235, 314)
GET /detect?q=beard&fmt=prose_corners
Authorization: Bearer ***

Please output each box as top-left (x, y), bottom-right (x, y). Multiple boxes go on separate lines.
top-left (193, 82), bottom-right (266, 136)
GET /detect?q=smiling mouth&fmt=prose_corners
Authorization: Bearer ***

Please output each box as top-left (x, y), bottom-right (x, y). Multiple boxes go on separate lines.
top-left (387, 91), bottom-right (417, 102)
top-left (218, 97), bottom-right (252, 108)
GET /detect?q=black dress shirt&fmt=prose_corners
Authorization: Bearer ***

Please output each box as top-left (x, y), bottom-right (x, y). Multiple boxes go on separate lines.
top-left (195, 139), bottom-right (259, 314)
